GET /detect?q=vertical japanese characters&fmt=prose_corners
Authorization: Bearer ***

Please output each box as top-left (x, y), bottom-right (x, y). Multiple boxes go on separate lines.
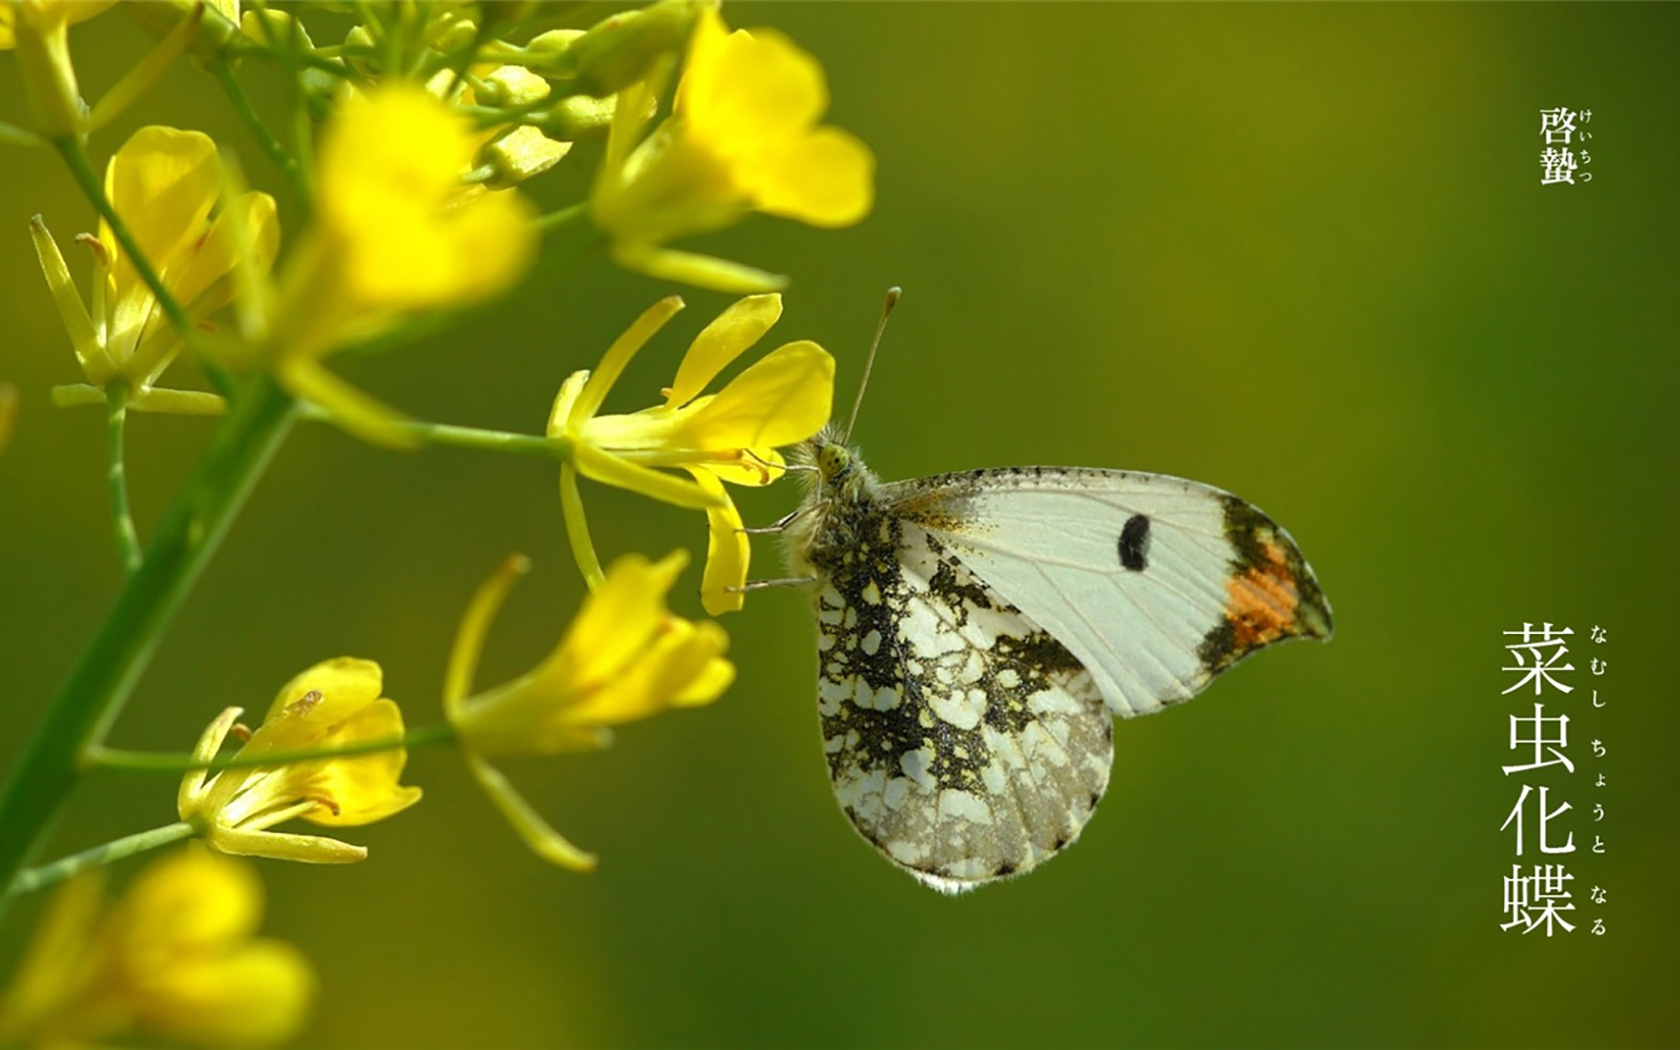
top-left (1539, 107), bottom-right (1593, 186)
top-left (1498, 622), bottom-right (1608, 937)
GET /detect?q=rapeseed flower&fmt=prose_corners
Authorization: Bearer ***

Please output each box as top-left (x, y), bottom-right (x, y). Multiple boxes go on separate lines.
top-left (591, 7), bottom-right (874, 292)
top-left (32, 126), bottom-right (278, 414)
top-left (549, 293), bottom-right (832, 613)
top-left (258, 83), bottom-right (538, 443)
top-left (0, 846), bottom-right (313, 1047)
top-left (178, 658), bottom-right (422, 864)
top-left (443, 552), bottom-right (732, 870)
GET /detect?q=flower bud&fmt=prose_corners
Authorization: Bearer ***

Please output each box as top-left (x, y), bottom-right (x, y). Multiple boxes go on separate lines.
top-left (552, 0), bottom-right (707, 98)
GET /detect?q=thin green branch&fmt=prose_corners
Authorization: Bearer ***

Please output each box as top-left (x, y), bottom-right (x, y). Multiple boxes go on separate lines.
top-left (105, 382), bottom-right (142, 575)
top-left (212, 63), bottom-right (306, 202)
top-left (5, 822), bottom-right (198, 899)
top-left (297, 402), bottom-right (572, 460)
top-left (88, 722), bottom-right (459, 776)
top-left (0, 375), bottom-right (298, 922)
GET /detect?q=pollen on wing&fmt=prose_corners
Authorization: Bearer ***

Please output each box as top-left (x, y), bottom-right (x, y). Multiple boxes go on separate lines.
top-left (1223, 538), bottom-right (1302, 649)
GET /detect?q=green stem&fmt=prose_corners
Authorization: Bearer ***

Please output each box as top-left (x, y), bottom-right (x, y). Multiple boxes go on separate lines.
top-left (51, 136), bottom-right (194, 346)
top-left (0, 375), bottom-right (298, 922)
top-left (105, 382), bottom-right (142, 575)
top-left (5, 821), bottom-right (198, 899)
top-left (212, 62), bottom-right (306, 203)
top-left (90, 723), bottom-right (458, 775)
top-left (297, 402), bottom-right (572, 460)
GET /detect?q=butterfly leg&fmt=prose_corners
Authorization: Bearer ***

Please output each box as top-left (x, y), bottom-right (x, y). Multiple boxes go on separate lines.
top-left (740, 500), bottom-right (827, 535)
top-left (727, 576), bottom-right (814, 594)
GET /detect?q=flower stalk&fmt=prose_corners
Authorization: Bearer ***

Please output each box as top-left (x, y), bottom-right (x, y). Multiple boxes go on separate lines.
top-left (104, 381), bottom-right (142, 574)
top-left (0, 374), bottom-right (298, 919)
top-left (5, 822), bottom-right (197, 900)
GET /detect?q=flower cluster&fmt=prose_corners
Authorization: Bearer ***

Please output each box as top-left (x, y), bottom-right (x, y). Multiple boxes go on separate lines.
top-left (2, 0), bottom-right (874, 1042)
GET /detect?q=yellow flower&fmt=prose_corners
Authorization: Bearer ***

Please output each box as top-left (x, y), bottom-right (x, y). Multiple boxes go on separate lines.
top-left (31, 126), bottom-right (279, 415)
top-left (177, 658), bottom-right (422, 864)
top-left (0, 1), bottom-right (113, 136)
top-left (0, 846), bottom-right (314, 1048)
top-left (261, 83), bottom-right (538, 445)
top-left (549, 293), bottom-right (833, 613)
top-left (591, 7), bottom-right (875, 292)
top-left (442, 551), bottom-right (733, 870)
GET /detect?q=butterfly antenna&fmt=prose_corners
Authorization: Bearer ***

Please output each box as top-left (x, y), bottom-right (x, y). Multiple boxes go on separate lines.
top-left (842, 286), bottom-right (901, 444)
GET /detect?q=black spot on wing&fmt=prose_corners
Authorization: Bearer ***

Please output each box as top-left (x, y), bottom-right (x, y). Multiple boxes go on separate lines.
top-left (1118, 513), bottom-right (1151, 571)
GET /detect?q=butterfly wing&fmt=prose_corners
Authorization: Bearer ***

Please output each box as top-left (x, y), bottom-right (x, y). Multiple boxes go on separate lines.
top-left (883, 467), bottom-right (1333, 719)
top-left (812, 512), bottom-right (1112, 893)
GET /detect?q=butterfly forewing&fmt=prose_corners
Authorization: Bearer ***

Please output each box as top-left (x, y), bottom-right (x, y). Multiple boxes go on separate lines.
top-left (812, 511), bottom-right (1113, 893)
top-left (885, 467), bottom-right (1334, 718)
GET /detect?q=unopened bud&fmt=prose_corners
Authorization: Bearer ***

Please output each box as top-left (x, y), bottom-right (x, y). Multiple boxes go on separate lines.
top-left (481, 126), bottom-right (571, 188)
top-left (542, 95), bottom-right (619, 142)
top-left (477, 65), bottom-right (551, 109)
top-left (553, 0), bottom-right (708, 98)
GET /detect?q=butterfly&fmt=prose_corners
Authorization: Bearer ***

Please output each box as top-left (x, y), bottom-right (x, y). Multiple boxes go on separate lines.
top-left (779, 308), bottom-right (1332, 894)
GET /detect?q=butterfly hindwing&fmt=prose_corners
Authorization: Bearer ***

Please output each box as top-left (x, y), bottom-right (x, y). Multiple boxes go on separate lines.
top-left (811, 507), bottom-right (1112, 892)
top-left (883, 467), bottom-right (1334, 719)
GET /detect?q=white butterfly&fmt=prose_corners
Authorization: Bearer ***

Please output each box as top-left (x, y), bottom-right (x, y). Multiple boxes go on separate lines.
top-left (780, 354), bottom-right (1331, 894)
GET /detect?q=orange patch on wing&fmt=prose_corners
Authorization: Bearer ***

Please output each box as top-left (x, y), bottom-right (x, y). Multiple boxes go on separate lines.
top-left (1223, 539), bottom-right (1303, 651)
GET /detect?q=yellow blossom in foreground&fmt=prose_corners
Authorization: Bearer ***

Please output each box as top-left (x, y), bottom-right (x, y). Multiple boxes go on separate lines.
top-left (443, 552), bottom-right (733, 870)
top-left (32, 126), bottom-right (279, 414)
top-left (549, 294), bottom-right (833, 613)
top-left (591, 7), bottom-right (875, 292)
top-left (178, 658), bottom-right (422, 864)
top-left (0, 847), bottom-right (313, 1048)
top-left (260, 83), bottom-right (538, 444)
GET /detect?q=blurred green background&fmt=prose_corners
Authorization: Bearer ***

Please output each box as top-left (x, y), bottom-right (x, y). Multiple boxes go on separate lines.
top-left (2, 3), bottom-right (1677, 1047)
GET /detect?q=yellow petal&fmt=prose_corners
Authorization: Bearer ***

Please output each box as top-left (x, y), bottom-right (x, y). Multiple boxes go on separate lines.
top-left (666, 293), bottom-right (782, 407)
top-left (561, 552), bottom-right (685, 688)
top-left (264, 656), bottom-right (382, 724)
top-left (114, 846), bottom-right (260, 954)
top-left (569, 296), bottom-right (684, 426)
top-left (0, 871), bottom-right (105, 1045)
top-left (126, 387), bottom-right (227, 415)
top-left (465, 753), bottom-right (597, 871)
top-left (692, 446), bottom-right (785, 488)
top-left (571, 441), bottom-right (724, 509)
top-left (345, 183), bottom-right (537, 309)
top-left (318, 85), bottom-right (467, 234)
top-left (686, 468), bottom-right (749, 615)
top-left (277, 359), bottom-right (422, 450)
top-left (130, 940), bottom-right (314, 1048)
top-left (178, 707), bottom-right (241, 818)
top-left (298, 699), bottom-right (423, 828)
top-left (27, 215), bottom-right (107, 380)
top-left (683, 16), bottom-right (827, 150)
top-left (204, 825), bottom-right (368, 864)
top-left (675, 340), bottom-right (834, 450)
top-left (671, 645), bottom-right (736, 706)
top-left (547, 369), bottom-right (590, 437)
top-left (747, 126), bottom-right (876, 227)
top-left (102, 127), bottom-right (220, 304)
top-left (609, 242), bottom-right (788, 294)
top-left (569, 617), bottom-right (731, 725)
top-left (444, 554), bottom-right (532, 718)
top-left (169, 190), bottom-right (280, 318)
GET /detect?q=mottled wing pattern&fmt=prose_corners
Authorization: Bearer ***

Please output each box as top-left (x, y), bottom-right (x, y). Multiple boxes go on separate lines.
top-left (885, 467), bottom-right (1334, 719)
top-left (813, 512), bottom-right (1112, 893)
